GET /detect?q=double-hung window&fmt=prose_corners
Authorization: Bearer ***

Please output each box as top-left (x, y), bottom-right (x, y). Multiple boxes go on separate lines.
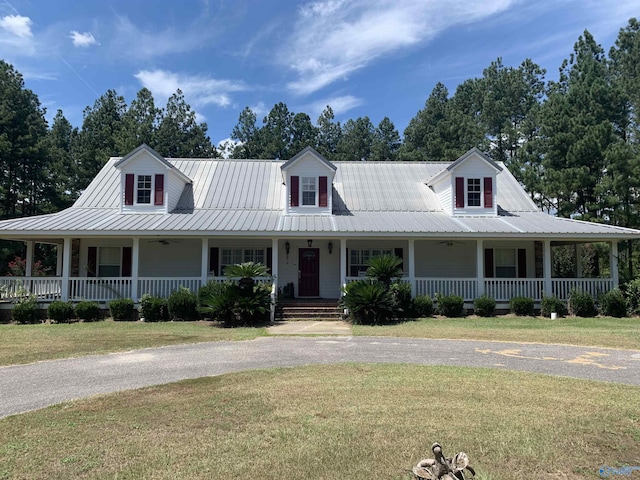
top-left (301, 177), bottom-right (316, 206)
top-left (467, 178), bottom-right (481, 207)
top-left (98, 247), bottom-right (121, 277)
top-left (349, 248), bottom-right (393, 276)
top-left (220, 248), bottom-right (266, 272)
top-left (137, 175), bottom-right (152, 204)
top-left (495, 249), bottom-right (517, 278)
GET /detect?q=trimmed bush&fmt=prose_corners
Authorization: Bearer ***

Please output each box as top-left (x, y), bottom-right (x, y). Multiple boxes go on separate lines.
top-left (12, 297), bottom-right (39, 324)
top-left (168, 287), bottom-right (199, 321)
top-left (109, 298), bottom-right (136, 321)
top-left (599, 289), bottom-right (627, 318)
top-left (568, 290), bottom-right (597, 317)
top-left (413, 295), bottom-right (433, 318)
top-left (624, 279), bottom-right (640, 315)
top-left (75, 301), bottom-right (101, 322)
top-left (540, 296), bottom-right (567, 318)
top-left (509, 296), bottom-right (534, 316)
top-left (389, 281), bottom-right (414, 318)
top-left (199, 281), bottom-right (271, 327)
top-left (473, 295), bottom-right (496, 317)
top-left (47, 300), bottom-right (75, 323)
top-left (139, 294), bottom-right (169, 322)
top-left (340, 280), bottom-right (394, 325)
top-left (436, 294), bottom-right (465, 318)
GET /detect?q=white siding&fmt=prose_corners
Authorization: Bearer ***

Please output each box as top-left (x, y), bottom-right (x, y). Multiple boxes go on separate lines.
top-left (450, 159), bottom-right (498, 216)
top-left (415, 240), bottom-right (476, 277)
top-left (286, 153), bottom-right (334, 215)
top-left (139, 239), bottom-right (201, 276)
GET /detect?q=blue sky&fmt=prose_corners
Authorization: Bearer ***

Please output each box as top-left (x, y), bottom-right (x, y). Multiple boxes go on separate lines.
top-left (2, 0), bottom-right (640, 149)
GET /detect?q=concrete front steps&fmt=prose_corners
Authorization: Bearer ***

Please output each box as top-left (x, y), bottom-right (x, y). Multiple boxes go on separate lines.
top-left (277, 299), bottom-right (343, 321)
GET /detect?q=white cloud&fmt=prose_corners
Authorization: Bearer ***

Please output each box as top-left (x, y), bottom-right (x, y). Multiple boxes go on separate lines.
top-left (134, 69), bottom-right (248, 110)
top-left (305, 95), bottom-right (363, 120)
top-left (283, 0), bottom-right (514, 95)
top-left (0, 14), bottom-right (32, 37)
top-left (70, 31), bottom-right (98, 47)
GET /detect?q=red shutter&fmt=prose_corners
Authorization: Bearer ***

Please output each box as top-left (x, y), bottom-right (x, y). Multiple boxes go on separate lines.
top-left (319, 176), bottom-right (328, 207)
top-left (455, 177), bottom-right (464, 208)
top-left (209, 247), bottom-right (219, 276)
top-left (394, 247), bottom-right (404, 273)
top-left (518, 248), bottom-right (527, 278)
top-left (154, 174), bottom-right (164, 206)
top-left (266, 247), bottom-right (273, 273)
top-left (484, 177), bottom-right (493, 208)
top-left (87, 246), bottom-right (97, 277)
top-left (345, 248), bottom-right (349, 277)
top-left (122, 247), bottom-right (132, 277)
top-left (124, 174), bottom-right (134, 205)
top-left (484, 248), bottom-right (494, 278)
top-left (290, 176), bottom-right (299, 207)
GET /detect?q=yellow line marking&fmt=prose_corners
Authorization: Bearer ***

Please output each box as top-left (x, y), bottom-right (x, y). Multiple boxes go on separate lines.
top-left (475, 348), bottom-right (627, 370)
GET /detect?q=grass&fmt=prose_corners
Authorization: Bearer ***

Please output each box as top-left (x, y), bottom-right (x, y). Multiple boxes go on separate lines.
top-left (1, 364), bottom-right (638, 479)
top-left (0, 321), bottom-right (267, 366)
top-left (352, 316), bottom-right (640, 350)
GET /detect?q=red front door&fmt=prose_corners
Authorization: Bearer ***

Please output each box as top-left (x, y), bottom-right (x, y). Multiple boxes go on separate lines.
top-left (298, 248), bottom-right (320, 297)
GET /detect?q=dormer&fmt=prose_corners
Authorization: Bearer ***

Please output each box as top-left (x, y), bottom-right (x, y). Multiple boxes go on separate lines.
top-left (281, 147), bottom-right (337, 215)
top-left (428, 148), bottom-right (502, 216)
top-left (114, 144), bottom-right (192, 214)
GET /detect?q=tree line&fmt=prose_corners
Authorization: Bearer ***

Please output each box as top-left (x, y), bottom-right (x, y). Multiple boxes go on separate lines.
top-left (1, 18), bottom-right (640, 276)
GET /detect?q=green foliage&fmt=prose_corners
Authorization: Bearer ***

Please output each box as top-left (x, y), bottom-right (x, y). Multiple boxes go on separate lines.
top-left (340, 280), bottom-right (394, 325)
top-left (139, 294), bottom-right (169, 322)
top-left (473, 295), bottom-right (496, 317)
top-left (540, 296), bottom-right (567, 317)
top-left (224, 261), bottom-right (270, 292)
top-left (436, 294), bottom-right (465, 317)
top-left (365, 255), bottom-right (403, 286)
top-left (624, 279), bottom-right (640, 315)
top-left (599, 289), bottom-right (627, 317)
top-left (568, 290), bottom-right (597, 317)
top-left (413, 295), bottom-right (433, 318)
top-left (47, 300), bottom-right (75, 323)
top-left (198, 282), bottom-right (271, 327)
top-left (109, 298), bottom-right (136, 321)
top-left (11, 295), bottom-right (39, 324)
top-left (389, 281), bottom-right (414, 318)
top-left (509, 296), bottom-right (534, 316)
top-left (74, 301), bottom-right (101, 322)
top-left (168, 287), bottom-right (199, 321)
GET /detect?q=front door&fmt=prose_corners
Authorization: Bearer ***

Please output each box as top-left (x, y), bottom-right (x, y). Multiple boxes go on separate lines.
top-left (298, 248), bottom-right (320, 296)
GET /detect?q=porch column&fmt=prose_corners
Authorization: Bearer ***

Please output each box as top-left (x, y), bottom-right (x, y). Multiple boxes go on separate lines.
top-left (476, 239), bottom-right (484, 297)
top-left (25, 240), bottom-right (34, 276)
top-left (610, 241), bottom-right (619, 288)
top-left (270, 238), bottom-right (279, 323)
top-left (131, 237), bottom-right (140, 301)
top-left (56, 243), bottom-right (63, 276)
top-left (543, 240), bottom-right (552, 297)
top-left (575, 244), bottom-right (583, 278)
top-left (200, 238), bottom-right (209, 287)
top-left (340, 238), bottom-right (347, 295)
top-left (408, 239), bottom-right (415, 297)
top-left (61, 237), bottom-right (71, 301)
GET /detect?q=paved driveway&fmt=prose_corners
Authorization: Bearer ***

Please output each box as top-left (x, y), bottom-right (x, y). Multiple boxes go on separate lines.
top-left (1, 336), bottom-right (639, 419)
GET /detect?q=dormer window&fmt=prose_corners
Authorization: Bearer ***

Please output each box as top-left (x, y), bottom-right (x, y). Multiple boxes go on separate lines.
top-left (137, 175), bottom-right (152, 204)
top-left (124, 173), bottom-right (165, 206)
top-left (455, 176), bottom-right (493, 209)
top-left (467, 178), bottom-right (481, 206)
top-left (302, 177), bottom-right (316, 206)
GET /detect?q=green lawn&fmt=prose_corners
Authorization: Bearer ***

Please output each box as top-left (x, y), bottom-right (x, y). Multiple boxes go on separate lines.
top-left (1, 364), bottom-right (638, 479)
top-left (0, 321), bottom-right (267, 366)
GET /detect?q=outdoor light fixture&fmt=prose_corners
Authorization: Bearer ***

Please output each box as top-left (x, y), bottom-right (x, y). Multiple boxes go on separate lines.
top-left (328, 241), bottom-right (333, 254)
top-left (308, 239), bottom-right (313, 247)
top-left (285, 241), bottom-right (290, 255)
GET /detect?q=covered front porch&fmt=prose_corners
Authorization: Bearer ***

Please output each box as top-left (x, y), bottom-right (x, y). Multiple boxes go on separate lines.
top-left (0, 236), bottom-right (620, 305)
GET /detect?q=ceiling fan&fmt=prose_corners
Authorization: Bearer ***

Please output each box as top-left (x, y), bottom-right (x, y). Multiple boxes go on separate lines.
top-left (436, 240), bottom-right (464, 247)
top-left (147, 239), bottom-right (180, 246)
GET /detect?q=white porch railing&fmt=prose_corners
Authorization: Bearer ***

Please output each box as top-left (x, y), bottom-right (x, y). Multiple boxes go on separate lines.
top-left (0, 277), bottom-right (62, 300)
top-left (552, 279), bottom-right (613, 300)
top-left (415, 278), bottom-right (477, 300)
top-left (138, 277), bottom-right (202, 297)
top-left (69, 278), bottom-right (132, 302)
top-left (485, 279), bottom-right (545, 302)
top-left (207, 276), bottom-right (273, 285)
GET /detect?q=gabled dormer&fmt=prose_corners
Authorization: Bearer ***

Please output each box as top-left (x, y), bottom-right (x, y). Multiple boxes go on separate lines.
top-left (428, 148), bottom-right (502, 216)
top-left (114, 144), bottom-right (192, 214)
top-left (281, 147), bottom-right (337, 215)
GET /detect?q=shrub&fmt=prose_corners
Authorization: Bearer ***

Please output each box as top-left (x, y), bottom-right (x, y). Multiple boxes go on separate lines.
top-left (436, 294), bottom-right (465, 317)
top-left (624, 279), bottom-right (640, 315)
top-left (473, 295), bottom-right (496, 317)
top-left (340, 280), bottom-right (394, 325)
top-left (168, 287), bottom-right (199, 321)
top-left (540, 296), bottom-right (567, 318)
top-left (75, 301), bottom-right (101, 322)
top-left (47, 300), bottom-right (75, 323)
top-left (139, 294), bottom-right (169, 322)
top-left (199, 281), bottom-right (271, 327)
top-left (413, 295), bottom-right (433, 318)
top-left (599, 289), bottom-right (627, 318)
top-left (12, 296), bottom-right (39, 324)
top-left (365, 255), bottom-right (403, 286)
top-left (109, 298), bottom-right (136, 321)
top-left (389, 281), bottom-right (414, 318)
top-left (568, 290), bottom-right (597, 317)
top-left (509, 296), bottom-right (534, 316)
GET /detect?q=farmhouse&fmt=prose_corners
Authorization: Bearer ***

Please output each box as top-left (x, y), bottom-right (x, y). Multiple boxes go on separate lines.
top-left (1, 144), bottom-right (639, 311)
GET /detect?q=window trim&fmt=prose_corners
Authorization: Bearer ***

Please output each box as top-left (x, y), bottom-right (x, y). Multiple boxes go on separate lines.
top-left (136, 175), bottom-right (152, 205)
top-left (97, 246), bottom-right (122, 278)
top-left (494, 248), bottom-right (517, 278)
top-left (349, 248), bottom-right (393, 277)
top-left (300, 176), bottom-right (317, 207)
top-left (220, 247), bottom-right (267, 273)
top-left (466, 178), bottom-right (481, 207)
